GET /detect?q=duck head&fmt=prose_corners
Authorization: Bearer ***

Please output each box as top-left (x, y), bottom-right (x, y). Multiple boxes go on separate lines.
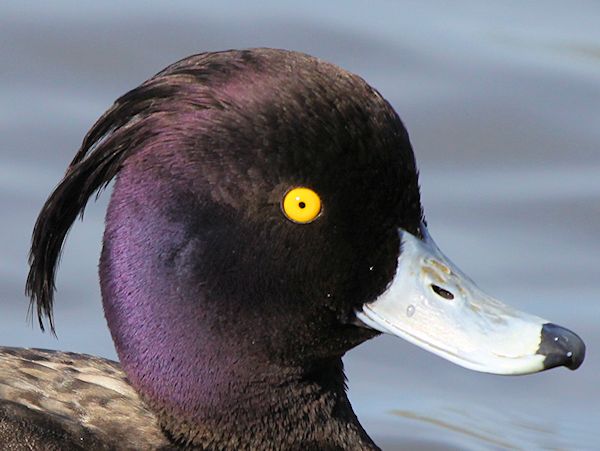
top-left (27, 48), bottom-right (585, 449)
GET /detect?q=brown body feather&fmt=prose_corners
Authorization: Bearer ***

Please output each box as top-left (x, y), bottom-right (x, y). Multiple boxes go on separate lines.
top-left (0, 347), bottom-right (173, 450)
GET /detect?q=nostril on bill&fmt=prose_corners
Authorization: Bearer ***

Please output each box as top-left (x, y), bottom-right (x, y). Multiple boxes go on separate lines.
top-left (431, 284), bottom-right (454, 300)
top-left (537, 323), bottom-right (586, 370)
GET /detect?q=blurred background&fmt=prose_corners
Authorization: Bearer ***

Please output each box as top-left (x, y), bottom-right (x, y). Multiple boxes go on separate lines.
top-left (1, 1), bottom-right (599, 449)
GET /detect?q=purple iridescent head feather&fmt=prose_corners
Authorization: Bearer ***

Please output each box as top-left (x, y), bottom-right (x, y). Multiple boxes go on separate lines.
top-left (26, 48), bottom-right (422, 449)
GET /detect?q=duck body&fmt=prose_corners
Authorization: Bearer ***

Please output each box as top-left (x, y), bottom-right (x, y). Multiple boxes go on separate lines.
top-left (3, 48), bottom-right (584, 450)
top-left (0, 347), bottom-right (172, 450)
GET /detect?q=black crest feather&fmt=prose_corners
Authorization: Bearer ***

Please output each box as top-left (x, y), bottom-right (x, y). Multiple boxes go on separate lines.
top-left (24, 51), bottom-right (235, 331)
top-left (25, 98), bottom-right (143, 332)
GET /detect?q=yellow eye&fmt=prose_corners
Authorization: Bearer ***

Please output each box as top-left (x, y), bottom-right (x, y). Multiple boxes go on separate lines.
top-left (282, 187), bottom-right (322, 224)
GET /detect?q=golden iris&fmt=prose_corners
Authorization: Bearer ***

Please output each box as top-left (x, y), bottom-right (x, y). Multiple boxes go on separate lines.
top-left (282, 187), bottom-right (322, 223)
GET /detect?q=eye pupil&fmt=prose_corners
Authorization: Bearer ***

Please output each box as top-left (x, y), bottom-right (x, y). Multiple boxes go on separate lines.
top-left (298, 201), bottom-right (306, 209)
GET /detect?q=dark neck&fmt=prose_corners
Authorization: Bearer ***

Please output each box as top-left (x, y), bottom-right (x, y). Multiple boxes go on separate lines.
top-left (104, 294), bottom-right (377, 448)
top-left (100, 212), bottom-right (377, 449)
top-left (154, 359), bottom-right (378, 450)
top-left (106, 296), bottom-right (377, 448)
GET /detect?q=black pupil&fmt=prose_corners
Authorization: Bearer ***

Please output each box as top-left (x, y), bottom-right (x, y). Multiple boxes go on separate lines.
top-left (431, 284), bottom-right (454, 300)
top-left (298, 201), bottom-right (306, 209)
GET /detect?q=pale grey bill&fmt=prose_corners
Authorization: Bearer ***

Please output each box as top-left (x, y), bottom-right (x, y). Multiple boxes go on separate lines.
top-left (356, 225), bottom-right (550, 375)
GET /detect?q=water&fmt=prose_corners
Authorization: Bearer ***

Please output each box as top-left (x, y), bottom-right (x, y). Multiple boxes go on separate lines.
top-left (1, 2), bottom-right (599, 449)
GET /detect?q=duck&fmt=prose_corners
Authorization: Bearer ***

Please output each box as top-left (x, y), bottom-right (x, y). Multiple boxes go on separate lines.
top-left (1, 48), bottom-right (585, 450)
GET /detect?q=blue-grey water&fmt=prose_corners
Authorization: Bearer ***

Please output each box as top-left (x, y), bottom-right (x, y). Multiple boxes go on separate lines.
top-left (1, 2), bottom-right (599, 449)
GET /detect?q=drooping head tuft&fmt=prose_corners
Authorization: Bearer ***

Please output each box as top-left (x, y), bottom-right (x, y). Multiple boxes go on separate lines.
top-left (25, 49), bottom-right (269, 331)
